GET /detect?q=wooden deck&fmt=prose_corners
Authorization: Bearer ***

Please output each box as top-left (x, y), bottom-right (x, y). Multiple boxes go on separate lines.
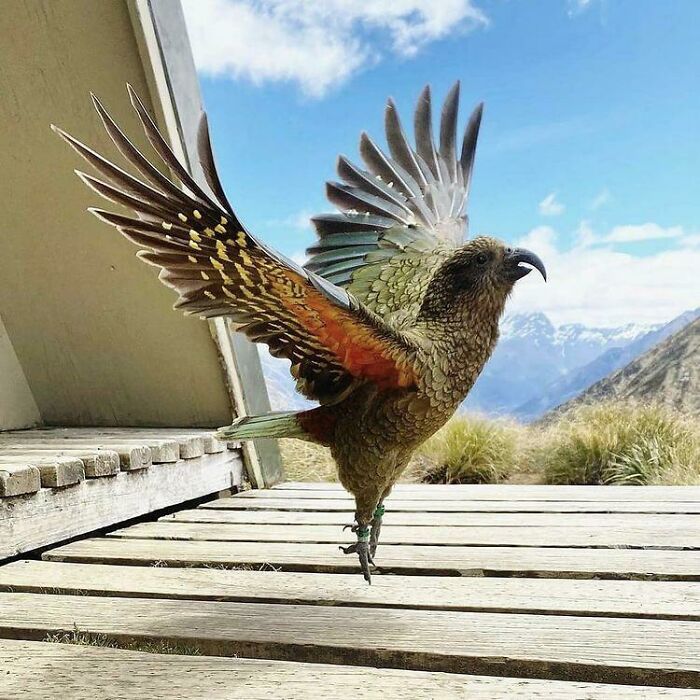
top-left (1, 482), bottom-right (700, 697)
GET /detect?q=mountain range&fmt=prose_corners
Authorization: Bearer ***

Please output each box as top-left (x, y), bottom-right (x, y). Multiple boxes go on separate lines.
top-left (551, 316), bottom-right (700, 417)
top-left (259, 308), bottom-right (699, 420)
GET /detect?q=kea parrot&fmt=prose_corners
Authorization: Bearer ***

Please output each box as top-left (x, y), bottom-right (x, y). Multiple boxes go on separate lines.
top-left (54, 82), bottom-right (546, 583)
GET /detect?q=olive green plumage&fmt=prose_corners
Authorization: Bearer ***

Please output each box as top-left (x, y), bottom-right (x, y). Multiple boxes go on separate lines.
top-left (55, 82), bottom-right (546, 583)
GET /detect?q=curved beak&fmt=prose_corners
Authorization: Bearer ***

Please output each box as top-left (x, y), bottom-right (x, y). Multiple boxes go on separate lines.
top-left (504, 247), bottom-right (547, 282)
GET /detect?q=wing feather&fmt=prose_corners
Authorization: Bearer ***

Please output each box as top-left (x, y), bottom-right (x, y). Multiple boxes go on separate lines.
top-left (55, 88), bottom-right (419, 404)
top-left (306, 82), bottom-right (485, 320)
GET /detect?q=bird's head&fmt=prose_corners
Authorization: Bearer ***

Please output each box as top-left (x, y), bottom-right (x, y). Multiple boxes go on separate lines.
top-left (418, 236), bottom-right (547, 322)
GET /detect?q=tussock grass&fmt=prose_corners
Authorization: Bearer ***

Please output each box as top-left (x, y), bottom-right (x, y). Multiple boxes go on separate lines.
top-left (535, 401), bottom-right (700, 486)
top-left (409, 414), bottom-right (527, 484)
top-left (275, 401), bottom-right (699, 486)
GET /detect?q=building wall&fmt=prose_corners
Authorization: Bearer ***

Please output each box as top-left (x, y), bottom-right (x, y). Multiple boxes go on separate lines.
top-left (0, 0), bottom-right (234, 427)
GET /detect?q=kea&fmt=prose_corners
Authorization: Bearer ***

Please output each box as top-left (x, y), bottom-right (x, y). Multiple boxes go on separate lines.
top-left (54, 82), bottom-right (546, 583)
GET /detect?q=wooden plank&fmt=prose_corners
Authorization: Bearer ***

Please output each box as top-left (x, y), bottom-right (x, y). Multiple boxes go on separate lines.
top-left (0, 452), bottom-right (243, 560)
top-left (4, 560), bottom-right (700, 621)
top-left (43, 537), bottom-right (700, 580)
top-left (0, 442), bottom-right (149, 471)
top-left (87, 429), bottom-right (226, 453)
top-left (0, 449), bottom-right (120, 477)
top-left (0, 593), bottom-right (698, 685)
top-left (165, 507), bottom-right (700, 529)
top-left (113, 521), bottom-right (700, 550)
top-left (254, 485), bottom-right (700, 502)
top-left (1, 641), bottom-right (689, 700)
top-left (18, 427), bottom-right (223, 454)
top-left (202, 497), bottom-right (700, 514)
top-left (0, 438), bottom-right (162, 466)
top-left (0, 464), bottom-right (40, 497)
top-left (0, 456), bottom-right (85, 488)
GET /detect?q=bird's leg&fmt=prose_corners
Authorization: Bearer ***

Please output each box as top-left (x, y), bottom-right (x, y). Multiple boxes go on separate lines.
top-left (369, 503), bottom-right (385, 559)
top-left (339, 518), bottom-right (373, 584)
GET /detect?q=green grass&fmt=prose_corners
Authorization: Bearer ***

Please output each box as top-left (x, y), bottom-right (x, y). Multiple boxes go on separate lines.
top-left (275, 400), bottom-right (699, 486)
top-left (535, 401), bottom-right (700, 486)
top-left (409, 414), bottom-right (527, 484)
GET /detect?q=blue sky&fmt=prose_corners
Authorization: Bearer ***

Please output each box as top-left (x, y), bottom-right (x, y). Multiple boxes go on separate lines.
top-left (182, 0), bottom-right (699, 327)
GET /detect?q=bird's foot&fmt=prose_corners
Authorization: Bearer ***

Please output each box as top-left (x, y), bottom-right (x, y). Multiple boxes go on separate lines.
top-left (369, 504), bottom-right (385, 559)
top-left (339, 525), bottom-right (373, 583)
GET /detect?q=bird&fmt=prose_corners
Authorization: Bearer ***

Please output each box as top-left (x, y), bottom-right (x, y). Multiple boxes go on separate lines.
top-left (53, 82), bottom-right (546, 583)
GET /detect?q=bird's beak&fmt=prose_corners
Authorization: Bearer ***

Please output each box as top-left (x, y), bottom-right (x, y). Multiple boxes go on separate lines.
top-left (504, 247), bottom-right (547, 282)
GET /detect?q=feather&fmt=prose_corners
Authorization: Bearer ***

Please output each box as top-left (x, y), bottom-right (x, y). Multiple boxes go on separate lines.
top-left (326, 182), bottom-right (411, 224)
top-left (337, 156), bottom-right (411, 214)
top-left (90, 93), bottom-right (190, 206)
top-left (196, 112), bottom-right (235, 213)
top-left (460, 102), bottom-right (484, 208)
top-left (311, 213), bottom-right (394, 236)
top-left (414, 85), bottom-right (441, 182)
top-left (439, 82), bottom-right (460, 180)
top-left (385, 98), bottom-right (428, 188)
top-left (126, 84), bottom-right (227, 216)
top-left (359, 133), bottom-right (419, 201)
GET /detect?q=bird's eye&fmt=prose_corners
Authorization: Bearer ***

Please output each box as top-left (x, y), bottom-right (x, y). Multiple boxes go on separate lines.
top-left (475, 252), bottom-right (489, 265)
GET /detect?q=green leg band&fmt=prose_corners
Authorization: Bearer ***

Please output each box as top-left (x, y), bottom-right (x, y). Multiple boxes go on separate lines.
top-left (356, 526), bottom-right (370, 542)
top-left (373, 504), bottom-right (385, 518)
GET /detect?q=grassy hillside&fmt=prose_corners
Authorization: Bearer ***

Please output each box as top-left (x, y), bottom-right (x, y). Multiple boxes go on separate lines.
top-left (552, 317), bottom-right (700, 417)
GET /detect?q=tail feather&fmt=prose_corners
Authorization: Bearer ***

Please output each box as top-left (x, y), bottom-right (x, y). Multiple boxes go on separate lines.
top-left (216, 411), bottom-right (308, 442)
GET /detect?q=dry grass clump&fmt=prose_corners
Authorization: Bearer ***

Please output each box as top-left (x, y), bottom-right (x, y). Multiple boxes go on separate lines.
top-left (535, 400), bottom-right (700, 486)
top-left (278, 438), bottom-right (337, 481)
top-left (45, 626), bottom-right (202, 655)
top-left (276, 400), bottom-right (699, 486)
top-left (409, 414), bottom-right (527, 484)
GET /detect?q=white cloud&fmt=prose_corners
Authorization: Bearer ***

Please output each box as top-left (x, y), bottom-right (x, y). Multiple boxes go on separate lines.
top-left (538, 192), bottom-right (565, 217)
top-left (567, 0), bottom-right (594, 16)
top-left (589, 188), bottom-right (611, 210)
top-left (182, 0), bottom-right (488, 97)
top-left (291, 250), bottom-right (308, 266)
top-left (606, 223), bottom-right (684, 243)
top-left (509, 225), bottom-right (699, 327)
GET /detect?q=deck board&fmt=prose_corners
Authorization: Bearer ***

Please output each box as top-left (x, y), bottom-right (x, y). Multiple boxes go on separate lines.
top-left (202, 496), bottom-right (700, 513)
top-left (164, 507), bottom-right (700, 528)
top-left (3, 560), bottom-right (700, 620)
top-left (259, 484), bottom-right (700, 502)
top-left (112, 520), bottom-right (700, 550)
top-left (2, 640), bottom-right (692, 700)
top-left (5, 482), bottom-right (700, 694)
top-left (42, 537), bottom-right (700, 579)
top-left (0, 592), bottom-right (699, 686)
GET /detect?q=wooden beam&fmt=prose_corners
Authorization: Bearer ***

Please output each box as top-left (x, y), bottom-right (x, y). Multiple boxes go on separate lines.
top-left (0, 640), bottom-right (681, 699)
top-left (163, 507), bottom-right (700, 529)
top-left (0, 452), bottom-right (243, 560)
top-left (3, 560), bottom-right (700, 621)
top-left (0, 593), bottom-right (698, 685)
top-left (253, 485), bottom-right (700, 502)
top-left (112, 520), bottom-right (700, 550)
top-left (42, 537), bottom-right (700, 580)
top-left (0, 465), bottom-right (40, 497)
top-left (201, 496), bottom-right (700, 514)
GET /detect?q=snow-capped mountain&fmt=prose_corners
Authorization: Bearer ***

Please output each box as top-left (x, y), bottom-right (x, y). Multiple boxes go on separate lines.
top-left (462, 312), bottom-right (658, 415)
top-left (514, 308), bottom-right (700, 421)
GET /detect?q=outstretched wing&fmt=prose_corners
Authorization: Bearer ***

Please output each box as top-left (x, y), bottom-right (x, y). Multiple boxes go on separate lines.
top-left (53, 86), bottom-right (418, 405)
top-left (306, 82), bottom-right (483, 322)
